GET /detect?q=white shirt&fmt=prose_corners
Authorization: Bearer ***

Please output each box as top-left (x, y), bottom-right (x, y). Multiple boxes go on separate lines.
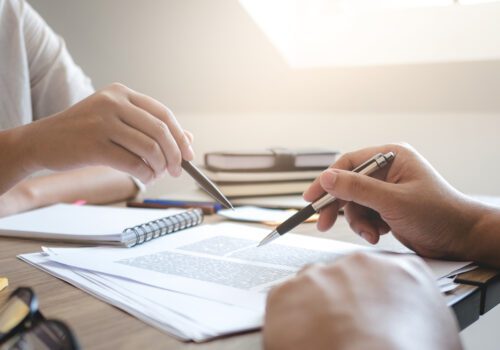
top-left (0, 0), bottom-right (93, 130)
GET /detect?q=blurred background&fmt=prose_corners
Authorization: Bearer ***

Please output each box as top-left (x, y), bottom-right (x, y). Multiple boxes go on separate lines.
top-left (31, 1), bottom-right (500, 348)
top-left (32, 0), bottom-right (500, 197)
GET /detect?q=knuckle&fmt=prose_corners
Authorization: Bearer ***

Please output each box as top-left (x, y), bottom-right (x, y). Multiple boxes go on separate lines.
top-left (336, 153), bottom-right (351, 166)
top-left (184, 130), bottom-right (194, 143)
top-left (170, 148), bottom-right (182, 164)
top-left (164, 106), bottom-right (175, 121)
top-left (157, 120), bottom-right (169, 133)
top-left (131, 158), bottom-right (147, 174)
top-left (145, 140), bottom-right (161, 155)
top-left (156, 121), bottom-right (171, 139)
top-left (129, 158), bottom-right (153, 182)
top-left (108, 82), bottom-right (128, 93)
top-left (95, 90), bottom-right (120, 109)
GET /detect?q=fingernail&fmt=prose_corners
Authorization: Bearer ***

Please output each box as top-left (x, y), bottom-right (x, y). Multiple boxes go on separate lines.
top-left (360, 232), bottom-right (373, 243)
top-left (320, 170), bottom-right (337, 189)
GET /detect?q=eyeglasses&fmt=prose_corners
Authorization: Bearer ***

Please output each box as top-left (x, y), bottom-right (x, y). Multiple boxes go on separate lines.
top-left (0, 287), bottom-right (79, 350)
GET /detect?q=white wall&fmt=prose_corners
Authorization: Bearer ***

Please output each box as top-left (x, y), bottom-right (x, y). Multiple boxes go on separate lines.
top-left (31, 0), bottom-right (500, 196)
top-left (29, 1), bottom-right (500, 348)
top-left (32, 0), bottom-right (500, 114)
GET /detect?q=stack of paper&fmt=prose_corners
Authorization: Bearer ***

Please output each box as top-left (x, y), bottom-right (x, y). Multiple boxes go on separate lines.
top-left (19, 223), bottom-right (473, 342)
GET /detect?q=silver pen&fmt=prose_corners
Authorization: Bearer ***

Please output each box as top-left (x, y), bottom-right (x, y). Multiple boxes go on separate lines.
top-left (258, 152), bottom-right (395, 247)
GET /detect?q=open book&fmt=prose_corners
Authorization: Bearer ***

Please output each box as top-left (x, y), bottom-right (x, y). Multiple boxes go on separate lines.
top-left (0, 204), bottom-right (203, 247)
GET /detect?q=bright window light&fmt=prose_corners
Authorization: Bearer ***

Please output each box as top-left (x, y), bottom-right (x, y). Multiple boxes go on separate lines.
top-left (240, 0), bottom-right (500, 67)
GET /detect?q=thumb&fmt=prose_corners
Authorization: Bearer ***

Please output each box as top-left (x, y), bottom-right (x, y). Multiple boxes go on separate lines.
top-left (319, 169), bottom-right (394, 212)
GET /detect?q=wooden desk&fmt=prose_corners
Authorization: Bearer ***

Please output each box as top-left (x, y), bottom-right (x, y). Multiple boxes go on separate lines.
top-left (0, 214), bottom-right (498, 349)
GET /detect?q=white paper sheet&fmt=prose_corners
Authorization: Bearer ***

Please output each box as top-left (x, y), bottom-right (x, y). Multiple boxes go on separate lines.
top-left (19, 253), bottom-right (262, 342)
top-left (41, 223), bottom-right (472, 308)
top-left (42, 223), bottom-right (361, 309)
top-left (20, 222), bottom-right (474, 342)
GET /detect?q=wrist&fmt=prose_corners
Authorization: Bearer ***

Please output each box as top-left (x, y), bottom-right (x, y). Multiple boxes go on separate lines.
top-left (0, 126), bottom-right (39, 194)
top-left (0, 181), bottom-right (39, 217)
top-left (465, 201), bottom-right (500, 268)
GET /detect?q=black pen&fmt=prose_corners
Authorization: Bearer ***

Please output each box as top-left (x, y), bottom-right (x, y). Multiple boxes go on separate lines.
top-left (181, 160), bottom-right (234, 210)
top-left (258, 152), bottom-right (395, 246)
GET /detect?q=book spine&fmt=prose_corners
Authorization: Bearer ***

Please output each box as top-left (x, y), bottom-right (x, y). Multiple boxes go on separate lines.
top-left (121, 209), bottom-right (203, 247)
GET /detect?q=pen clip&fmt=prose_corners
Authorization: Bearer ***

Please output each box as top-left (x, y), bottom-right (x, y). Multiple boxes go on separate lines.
top-left (351, 153), bottom-right (384, 173)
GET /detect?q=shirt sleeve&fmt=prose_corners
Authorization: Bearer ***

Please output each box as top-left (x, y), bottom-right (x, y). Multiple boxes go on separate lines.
top-left (21, 0), bottom-right (94, 119)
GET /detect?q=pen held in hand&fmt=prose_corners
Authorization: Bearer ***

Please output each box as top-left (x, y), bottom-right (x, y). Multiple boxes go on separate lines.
top-left (258, 152), bottom-right (395, 247)
top-left (181, 160), bottom-right (234, 210)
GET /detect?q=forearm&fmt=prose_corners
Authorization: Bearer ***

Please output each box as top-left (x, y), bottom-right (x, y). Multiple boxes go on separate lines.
top-left (24, 166), bottom-right (138, 207)
top-left (0, 127), bottom-right (36, 195)
top-left (466, 204), bottom-right (500, 268)
top-left (0, 167), bottom-right (138, 217)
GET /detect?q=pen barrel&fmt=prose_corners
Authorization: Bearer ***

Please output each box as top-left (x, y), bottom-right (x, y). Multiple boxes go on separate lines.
top-left (311, 194), bottom-right (336, 212)
top-left (276, 204), bottom-right (316, 235)
top-left (309, 153), bottom-right (394, 212)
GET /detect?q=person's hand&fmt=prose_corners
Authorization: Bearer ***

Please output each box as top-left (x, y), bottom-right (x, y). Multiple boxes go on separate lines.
top-left (264, 252), bottom-right (462, 350)
top-left (20, 83), bottom-right (194, 184)
top-left (303, 143), bottom-right (487, 260)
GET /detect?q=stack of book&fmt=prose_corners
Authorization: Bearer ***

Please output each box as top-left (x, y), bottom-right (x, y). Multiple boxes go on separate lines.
top-left (201, 148), bottom-right (339, 198)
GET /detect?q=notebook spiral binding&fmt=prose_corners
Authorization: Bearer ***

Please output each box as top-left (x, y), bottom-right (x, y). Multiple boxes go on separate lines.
top-left (122, 208), bottom-right (203, 247)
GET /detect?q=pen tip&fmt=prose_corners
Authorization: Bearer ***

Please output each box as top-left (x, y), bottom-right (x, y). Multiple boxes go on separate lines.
top-left (257, 230), bottom-right (280, 247)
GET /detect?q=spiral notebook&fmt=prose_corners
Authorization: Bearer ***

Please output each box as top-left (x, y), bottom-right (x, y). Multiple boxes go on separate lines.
top-left (0, 204), bottom-right (203, 247)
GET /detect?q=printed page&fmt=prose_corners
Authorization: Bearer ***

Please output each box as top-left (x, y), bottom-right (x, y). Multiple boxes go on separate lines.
top-left (43, 222), bottom-right (472, 310)
top-left (43, 223), bottom-right (364, 309)
top-left (20, 253), bottom-right (262, 342)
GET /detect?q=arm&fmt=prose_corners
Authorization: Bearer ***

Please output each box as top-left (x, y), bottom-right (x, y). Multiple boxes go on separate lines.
top-left (303, 143), bottom-right (500, 268)
top-left (264, 253), bottom-right (462, 350)
top-left (0, 83), bottom-right (194, 198)
top-left (0, 167), bottom-right (137, 218)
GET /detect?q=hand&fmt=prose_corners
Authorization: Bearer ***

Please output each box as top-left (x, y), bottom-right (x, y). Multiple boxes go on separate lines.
top-left (263, 252), bottom-right (462, 350)
top-left (303, 143), bottom-right (487, 260)
top-left (20, 83), bottom-right (194, 184)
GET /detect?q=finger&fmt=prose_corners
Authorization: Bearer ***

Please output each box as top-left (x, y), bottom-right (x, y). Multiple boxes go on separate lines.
top-left (117, 103), bottom-right (181, 177)
top-left (343, 203), bottom-right (382, 244)
top-left (109, 122), bottom-right (166, 177)
top-left (128, 91), bottom-right (195, 161)
top-left (184, 130), bottom-right (194, 144)
top-left (102, 141), bottom-right (155, 184)
top-left (331, 144), bottom-right (406, 173)
top-left (304, 143), bottom-right (407, 202)
top-left (316, 202), bottom-right (340, 232)
top-left (319, 168), bottom-right (395, 212)
top-left (303, 176), bottom-right (324, 202)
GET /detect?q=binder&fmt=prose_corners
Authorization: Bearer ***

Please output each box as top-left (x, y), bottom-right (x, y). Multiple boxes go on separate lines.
top-left (0, 204), bottom-right (203, 247)
top-left (121, 209), bottom-right (203, 247)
